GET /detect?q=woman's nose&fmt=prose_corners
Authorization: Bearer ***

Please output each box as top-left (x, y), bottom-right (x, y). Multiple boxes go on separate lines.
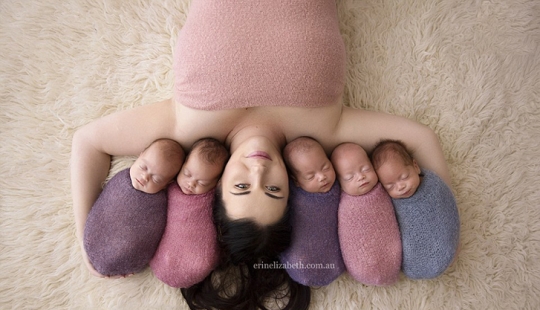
top-left (249, 163), bottom-right (266, 173)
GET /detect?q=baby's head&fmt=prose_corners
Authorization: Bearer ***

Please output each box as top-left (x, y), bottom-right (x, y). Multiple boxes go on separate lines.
top-left (331, 143), bottom-right (378, 196)
top-left (283, 137), bottom-right (335, 193)
top-left (177, 138), bottom-right (229, 195)
top-left (130, 138), bottom-right (185, 194)
top-left (371, 140), bottom-right (422, 199)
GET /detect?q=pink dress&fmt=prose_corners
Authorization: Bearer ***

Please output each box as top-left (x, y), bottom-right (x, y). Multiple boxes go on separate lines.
top-left (174, 0), bottom-right (346, 110)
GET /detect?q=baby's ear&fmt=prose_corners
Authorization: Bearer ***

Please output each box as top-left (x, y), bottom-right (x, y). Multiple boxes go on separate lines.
top-left (412, 159), bottom-right (421, 174)
top-left (290, 175), bottom-right (300, 187)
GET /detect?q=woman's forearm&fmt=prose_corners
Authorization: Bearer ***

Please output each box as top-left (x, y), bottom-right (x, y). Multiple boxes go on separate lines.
top-left (70, 99), bottom-right (179, 243)
top-left (335, 107), bottom-right (451, 187)
top-left (406, 126), bottom-right (451, 186)
top-left (71, 126), bottom-right (111, 243)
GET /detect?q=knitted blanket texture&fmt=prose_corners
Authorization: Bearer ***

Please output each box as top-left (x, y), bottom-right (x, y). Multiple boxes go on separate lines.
top-left (84, 169), bottom-right (168, 276)
top-left (150, 184), bottom-right (219, 288)
top-left (392, 169), bottom-right (460, 279)
top-left (338, 183), bottom-right (402, 286)
top-left (280, 181), bottom-right (345, 286)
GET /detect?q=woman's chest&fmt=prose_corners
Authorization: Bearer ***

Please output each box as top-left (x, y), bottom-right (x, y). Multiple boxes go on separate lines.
top-left (173, 103), bottom-right (343, 151)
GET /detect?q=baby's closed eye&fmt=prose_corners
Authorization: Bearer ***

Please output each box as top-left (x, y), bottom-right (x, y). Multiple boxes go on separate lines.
top-left (342, 174), bottom-right (354, 181)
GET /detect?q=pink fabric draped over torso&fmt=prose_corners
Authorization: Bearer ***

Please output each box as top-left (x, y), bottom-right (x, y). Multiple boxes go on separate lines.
top-left (174, 0), bottom-right (346, 110)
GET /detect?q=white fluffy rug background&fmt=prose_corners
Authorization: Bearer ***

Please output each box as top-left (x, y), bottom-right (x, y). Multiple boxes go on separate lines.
top-left (1, 0), bottom-right (539, 309)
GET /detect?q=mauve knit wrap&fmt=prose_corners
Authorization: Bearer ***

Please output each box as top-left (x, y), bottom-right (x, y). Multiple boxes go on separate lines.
top-left (150, 183), bottom-right (219, 288)
top-left (338, 183), bottom-right (402, 286)
top-left (280, 181), bottom-right (345, 286)
top-left (392, 169), bottom-right (460, 279)
top-left (174, 0), bottom-right (346, 110)
top-left (84, 169), bottom-right (167, 276)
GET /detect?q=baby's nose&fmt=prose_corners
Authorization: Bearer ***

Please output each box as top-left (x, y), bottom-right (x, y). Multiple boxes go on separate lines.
top-left (141, 173), bottom-right (149, 181)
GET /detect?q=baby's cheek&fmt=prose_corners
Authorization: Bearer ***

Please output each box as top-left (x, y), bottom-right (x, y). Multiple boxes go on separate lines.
top-left (329, 172), bottom-right (337, 185)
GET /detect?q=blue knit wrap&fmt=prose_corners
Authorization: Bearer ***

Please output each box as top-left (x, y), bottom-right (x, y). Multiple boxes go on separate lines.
top-left (392, 169), bottom-right (460, 279)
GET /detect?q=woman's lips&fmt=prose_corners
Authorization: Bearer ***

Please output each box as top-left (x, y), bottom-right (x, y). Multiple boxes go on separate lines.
top-left (247, 151), bottom-right (271, 160)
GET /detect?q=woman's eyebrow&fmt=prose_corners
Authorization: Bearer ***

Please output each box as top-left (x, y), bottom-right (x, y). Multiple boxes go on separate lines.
top-left (229, 191), bottom-right (284, 200)
top-left (265, 193), bottom-right (284, 200)
top-left (229, 191), bottom-right (251, 196)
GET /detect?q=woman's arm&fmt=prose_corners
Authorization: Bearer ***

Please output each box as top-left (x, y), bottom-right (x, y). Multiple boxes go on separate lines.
top-left (334, 107), bottom-right (451, 186)
top-left (70, 99), bottom-right (177, 276)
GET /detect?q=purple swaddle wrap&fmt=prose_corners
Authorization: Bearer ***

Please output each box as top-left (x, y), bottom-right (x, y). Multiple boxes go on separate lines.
top-left (84, 168), bottom-right (167, 276)
top-left (280, 181), bottom-right (345, 286)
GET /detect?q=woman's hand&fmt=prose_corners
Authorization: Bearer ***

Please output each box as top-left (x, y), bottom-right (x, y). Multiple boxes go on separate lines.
top-left (81, 245), bottom-right (133, 279)
top-left (80, 244), bottom-right (106, 278)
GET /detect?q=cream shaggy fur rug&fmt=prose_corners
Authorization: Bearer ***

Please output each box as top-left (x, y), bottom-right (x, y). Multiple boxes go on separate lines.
top-left (1, 0), bottom-right (539, 309)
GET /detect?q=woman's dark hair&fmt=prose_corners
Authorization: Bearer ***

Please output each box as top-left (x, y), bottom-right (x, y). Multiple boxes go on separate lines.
top-left (181, 187), bottom-right (311, 310)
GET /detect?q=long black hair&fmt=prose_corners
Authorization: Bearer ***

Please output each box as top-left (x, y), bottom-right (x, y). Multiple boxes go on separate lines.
top-left (181, 188), bottom-right (311, 310)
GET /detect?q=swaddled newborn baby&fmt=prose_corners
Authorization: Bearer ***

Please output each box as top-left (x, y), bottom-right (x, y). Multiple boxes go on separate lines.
top-left (331, 142), bottom-right (401, 286)
top-left (84, 138), bottom-right (184, 276)
top-left (372, 139), bottom-right (460, 279)
top-left (280, 137), bottom-right (345, 286)
top-left (150, 138), bottom-right (228, 288)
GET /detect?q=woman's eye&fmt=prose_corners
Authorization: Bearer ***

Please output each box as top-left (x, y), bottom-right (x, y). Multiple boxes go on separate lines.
top-left (266, 186), bottom-right (280, 192)
top-left (235, 184), bottom-right (249, 190)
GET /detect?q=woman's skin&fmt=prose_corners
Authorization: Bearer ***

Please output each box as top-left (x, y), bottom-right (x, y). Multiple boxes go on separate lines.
top-left (71, 97), bottom-right (450, 277)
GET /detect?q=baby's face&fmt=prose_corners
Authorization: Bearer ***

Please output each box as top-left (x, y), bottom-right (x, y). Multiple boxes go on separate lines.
top-left (376, 156), bottom-right (421, 199)
top-left (177, 152), bottom-right (221, 195)
top-left (333, 148), bottom-right (378, 196)
top-left (290, 147), bottom-right (336, 193)
top-left (130, 146), bottom-right (179, 194)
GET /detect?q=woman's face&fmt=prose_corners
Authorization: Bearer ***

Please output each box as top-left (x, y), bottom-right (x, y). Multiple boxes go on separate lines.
top-left (220, 136), bottom-right (289, 226)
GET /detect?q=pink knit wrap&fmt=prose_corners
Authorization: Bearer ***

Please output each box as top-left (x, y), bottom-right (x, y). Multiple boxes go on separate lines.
top-left (174, 0), bottom-right (346, 110)
top-left (150, 183), bottom-right (219, 288)
top-left (338, 183), bottom-right (402, 286)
